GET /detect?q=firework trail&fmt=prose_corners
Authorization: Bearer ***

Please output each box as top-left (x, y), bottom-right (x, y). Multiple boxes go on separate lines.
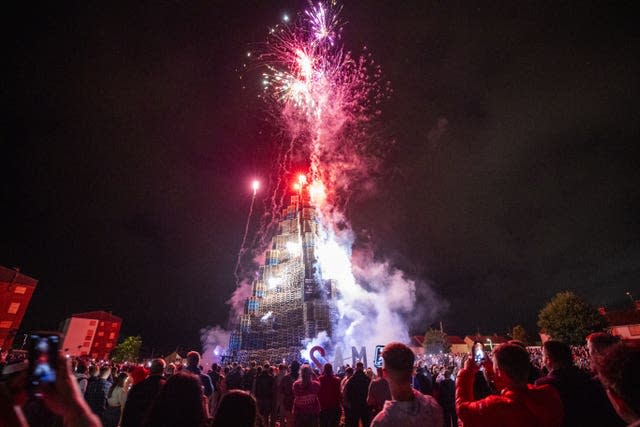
top-left (233, 181), bottom-right (260, 284)
top-left (238, 1), bottom-right (440, 358)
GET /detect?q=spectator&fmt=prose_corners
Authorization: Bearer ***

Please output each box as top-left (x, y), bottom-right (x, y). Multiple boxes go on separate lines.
top-left (121, 358), bottom-right (166, 427)
top-left (185, 351), bottom-right (214, 398)
top-left (414, 364), bottom-right (433, 396)
top-left (75, 361), bottom-right (89, 395)
top-left (279, 361), bottom-right (300, 427)
top-left (509, 339), bottom-right (542, 383)
top-left (226, 363), bottom-right (244, 391)
top-left (318, 363), bottom-right (342, 427)
top-left (366, 367), bottom-right (391, 420)
top-left (208, 363), bottom-right (226, 417)
top-left (586, 332), bottom-right (620, 372)
top-left (244, 361), bottom-right (258, 393)
top-left (255, 363), bottom-right (276, 426)
top-left (456, 343), bottom-right (563, 427)
top-left (103, 371), bottom-right (128, 427)
top-left (274, 363), bottom-right (287, 425)
top-left (437, 370), bottom-right (456, 427)
top-left (84, 365), bottom-right (112, 418)
top-left (344, 362), bottom-right (371, 427)
top-left (292, 364), bottom-right (321, 427)
top-left (536, 340), bottom-right (625, 427)
top-left (371, 342), bottom-right (442, 427)
top-left (144, 372), bottom-right (209, 427)
top-left (594, 343), bottom-right (640, 426)
top-left (212, 389), bottom-right (261, 427)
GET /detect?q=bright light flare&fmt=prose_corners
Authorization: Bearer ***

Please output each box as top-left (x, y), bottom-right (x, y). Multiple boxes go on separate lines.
top-left (308, 180), bottom-right (326, 204)
top-left (286, 241), bottom-right (301, 255)
top-left (298, 174), bottom-right (307, 184)
top-left (252, 180), bottom-right (260, 192)
top-left (268, 276), bottom-right (282, 288)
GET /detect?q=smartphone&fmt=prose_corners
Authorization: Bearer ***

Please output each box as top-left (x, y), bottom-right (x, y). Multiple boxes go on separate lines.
top-left (27, 332), bottom-right (60, 393)
top-left (473, 343), bottom-right (485, 365)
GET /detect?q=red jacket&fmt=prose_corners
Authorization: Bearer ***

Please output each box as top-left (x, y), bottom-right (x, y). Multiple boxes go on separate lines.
top-left (317, 374), bottom-right (342, 410)
top-left (456, 367), bottom-right (564, 427)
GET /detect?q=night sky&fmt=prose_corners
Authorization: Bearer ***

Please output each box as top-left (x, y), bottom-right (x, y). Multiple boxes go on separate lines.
top-left (3, 1), bottom-right (639, 355)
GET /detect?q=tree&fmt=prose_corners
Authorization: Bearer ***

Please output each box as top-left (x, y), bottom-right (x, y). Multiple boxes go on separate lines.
top-left (537, 291), bottom-right (607, 345)
top-left (423, 328), bottom-right (451, 354)
top-left (512, 324), bottom-right (528, 344)
top-left (110, 336), bottom-right (142, 362)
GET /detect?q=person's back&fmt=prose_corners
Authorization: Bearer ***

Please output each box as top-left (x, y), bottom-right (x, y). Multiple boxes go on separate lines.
top-left (121, 359), bottom-right (166, 427)
top-left (226, 365), bottom-right (243, 390)
top-left (85, 366), bottom-right (112, 416)
top-left (371, 343), bottom-right (442, 427)
top-left (367, 368), bottom-right (391, 417)
top-left (536, 340), bottom-right (625, 427)
top-left (437, 371), bottom-right (456, 427)
top-left (345, 366), bottom-right (370, 410)
top-left (254, 365), bottom-right (275, 425)
top-left (456, 343), bottom-right (563, 427)
top-left (184, 350), bottom-right (214, 397)
top-left (373, 389), bottom-right (442, 427)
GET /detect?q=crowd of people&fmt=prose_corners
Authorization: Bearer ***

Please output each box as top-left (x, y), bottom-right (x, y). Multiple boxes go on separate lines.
top-left (1, 331), bottom-right (639, 427)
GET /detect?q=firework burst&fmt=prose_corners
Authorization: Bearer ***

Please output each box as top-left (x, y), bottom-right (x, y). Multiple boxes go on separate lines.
top-left (258, 1), bottom-right (390, 209)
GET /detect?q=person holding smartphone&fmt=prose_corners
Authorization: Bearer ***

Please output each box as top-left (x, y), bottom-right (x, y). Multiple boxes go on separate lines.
top-left (0, 332), bottom-right (101, 427)
top-left (456, 343), bottom-right (563, 427)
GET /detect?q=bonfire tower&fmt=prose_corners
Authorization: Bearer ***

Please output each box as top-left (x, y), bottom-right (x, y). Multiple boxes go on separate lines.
top-left (228, 181), bottom-right (336, 362)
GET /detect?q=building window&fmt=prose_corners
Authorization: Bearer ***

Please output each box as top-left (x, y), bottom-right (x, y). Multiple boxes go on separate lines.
top-left (111, 322), bottom-right (118, 328)
top-left (89, 320), bottom-right (97, 326)
top-left (106, 343), bottom-right (112, 348)
top-left (7, 303), bottom-right (20, 314)
top-left (0, 321), bottom-right (12, 329)
top-left (100, 322), bottom-right (104, 326)
top-left (14, 286), bottom-right (27, 294)
top-left (97, 331), bottom-right (104, 337)
top-left (109, 332), bottom-right (115, 339)
top-left (83, 342), bottom-right (91, 347)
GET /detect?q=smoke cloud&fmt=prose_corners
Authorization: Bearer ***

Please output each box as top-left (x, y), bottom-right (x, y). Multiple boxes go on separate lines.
top-left (200, 325), bottom-right (230, 370)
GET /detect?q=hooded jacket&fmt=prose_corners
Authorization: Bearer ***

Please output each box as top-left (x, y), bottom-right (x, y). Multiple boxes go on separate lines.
top-left (456, 367), bottom-right (564, 427)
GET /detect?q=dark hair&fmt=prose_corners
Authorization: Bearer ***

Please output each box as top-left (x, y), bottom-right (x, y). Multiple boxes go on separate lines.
top-left (493, 344), bottom-right (531, 383)
top-left (76, 361), bottom-right (88, 374)
top-left (595, 344), bottom-right (640, 416)
top-left (381, 342), bottom-right (415, 382)
top-left (149, 358), bottom-right (166, 375)
top-left (543, 340), bottom-right (572, 366)
top-left (212, 390), bottom-right (258, 427)
top-left (323, 363), bottom-right (333, 376)
top-left (186, 351), bottom-right (200, 367)
top-left (587, 333), bottom-right (620, 355)
top-left (143, 372), bottom-right (207, 427)
top-left (290, 360), bottom-right (300, 380)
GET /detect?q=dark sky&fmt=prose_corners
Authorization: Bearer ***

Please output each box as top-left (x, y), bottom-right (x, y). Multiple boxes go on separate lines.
top-left (3, 1), bottom-right (639, 354)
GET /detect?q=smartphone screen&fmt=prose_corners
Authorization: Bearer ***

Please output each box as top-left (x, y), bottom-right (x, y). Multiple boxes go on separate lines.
top-left (28, 333), bottom-right (59, 392)
top-left (473, 343), bottom-right (484, 365)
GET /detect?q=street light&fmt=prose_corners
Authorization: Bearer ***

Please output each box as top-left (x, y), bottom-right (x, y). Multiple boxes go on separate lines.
top-left (626, 291), bottom-right (634, 304)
